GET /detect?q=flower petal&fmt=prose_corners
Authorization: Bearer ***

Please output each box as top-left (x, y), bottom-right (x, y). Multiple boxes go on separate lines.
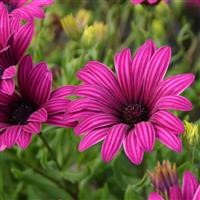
top-left (169, 185), bottom-right (182, 200)
top-left (23, 122), bottom-right (41, 134)
top-left (16, 131), bottom-right (32, 149)
top-left (154, 96), bottom-right (192, 112)
top-left (0, 79), bottom-right (15, 95)
top-left (151, 111), bottom-right (184, 133)
top-left (123, 129), bottom-right (144, 165)
top-left (135, 122), bottom-right (155, 152)
top-left (148, 192), bottom-right (164, 200)
top-left (3, 126), bottom-right (22, 148)
top-left (193, 186), bottom-right (200, 200)
top-left (28, 108), bottom-right (47, 122)
top-left (101, 124), bottom-right (127, 162)
top-left (182, 171), bottom-right (198, 200)
top-left (2, 66), bottom-right (16, 79)
top-left (78, 128), bottom-right (108, 151)
top-left (155, 126), bottom-right (182, 152)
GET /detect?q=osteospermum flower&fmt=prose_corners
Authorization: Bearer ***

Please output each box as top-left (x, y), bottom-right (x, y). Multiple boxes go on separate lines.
top-left (0, 3), bottom-right (33, 94)
top-left (131, 0), bottom-right (167, 5)
top-left (1, 0), bottom-right (53, 20)
top-left (148, 161), bottom-right (200, 200)
top-left (0, 55), bottom-right (75, 151)
top-left (66, 40), bottom-right (194, 165)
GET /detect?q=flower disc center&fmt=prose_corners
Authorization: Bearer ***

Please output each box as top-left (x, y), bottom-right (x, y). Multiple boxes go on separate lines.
top-left (122, 103), bottom-right (149, 127)
top-left (2, 1), bottom-right (16, 13)
top-left (10, 102), bottom-right (35, 125)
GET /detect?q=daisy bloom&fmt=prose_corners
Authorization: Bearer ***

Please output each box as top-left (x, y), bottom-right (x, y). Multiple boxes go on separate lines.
top-left (148, 161), bottom-right (200, 200)
top-left (67, 40), bottom-right (194, 165)
top-left (131, 0), bottom-right (167, 5)
top-left (0, 3), bottom-right (33, 94)
top-left (0, 55), bottom-right (75, 151)
top-left (1, 0), bottom-right (54, 20)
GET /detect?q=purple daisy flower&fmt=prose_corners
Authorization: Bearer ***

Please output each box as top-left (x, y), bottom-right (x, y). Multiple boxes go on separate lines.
top-left (148, 161), bottom-right (200, 200)
top-left (0, 0), bottom-right (53, 20)
top-left (0, 3), bottom-right (33, 94)
top-left (67, 40), bottom-right (194, 165)
top-left (131, 0), bottom-right (168, 5)
top-left (0, 55), bottom-right (75, 151)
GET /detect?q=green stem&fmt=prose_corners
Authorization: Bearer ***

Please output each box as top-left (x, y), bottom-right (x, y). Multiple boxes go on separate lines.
top-left (39, 133), bottom-right (62, 170)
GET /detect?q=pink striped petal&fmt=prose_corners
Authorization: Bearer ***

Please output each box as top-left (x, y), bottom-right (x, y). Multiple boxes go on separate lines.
top-left (101, 124), bottom-right (127, 162)
top-left (123, 129), bottom-right (144, 165)
top-left (18, 55), bottom-right (33, 91)
top-left (50, 85), bottom-right (75, 99)
top-left (0, 3), bottom-right (9, 47)
top-left (16, 131), bottom-right (32, 149)
top-left (193, 186), bottom-right (200, 200)
top-left (74, 114), bottom-right (118, 135)
top-left (151, 111), bottom-right (184, 133)
top-left (3, 126), bottom-right (22, 148)
top-left (23, 122), bottom-right (41, 134)
top-left (143, 47), bottom-right (171, 101)
top-left (2, 66), bottom-right (16, 79)
top-left (28, 108), bottom-right (47, 122)
top-left (182, 171), bottom-right (198, 200)
top-left (13, 22), bottom-right (34, 62)
top-left (131, 0), bottom-right (144, 4)
top-left (132, 40), bottom-right (155, 102)
top-left (148, 192), bottom-right (164, 200)
top-left (47, 114), bottom-right (76, 128)
top-left (0, 79), bottom-right (15, 95)
top-left (169, 185), bottom-right (182, 200)
top-left (154, 96), bottom-right (192, 112)
top-left (156, 126), bottom-right (182, 152)
top-left (78, 128), bottom-right (108, 151)
top-left (27, 63), bottom-right (52, 106)
top-left (135, 122), bottom-right (155, 152)
top-left (114, 48), bottom-right (133, 100)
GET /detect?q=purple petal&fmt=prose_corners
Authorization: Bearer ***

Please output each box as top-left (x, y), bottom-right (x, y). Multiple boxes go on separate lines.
top-left (132, 40), bottom-right (155, 102)
top-left (74, 114), bottom-right (118, 135)
top-left (135, 122), bottom-right (155, 152)
top-left (28, 108), bottom-right (47, 122)
top-left (114, 48), bottom-right (133, 100)
top-left (16, 131), bottom-right (32, 149)
top-left (182, 171), bottom-right (198, 200)
top-left (154, 96), bottom-right (192, 112)
top-left (155, 126), bottom-right (182, 152)
top-left (50, 85), bottom-right (75, 100)
top-left (78, 128), bottom-right (108, 151)
top-left (148, 192), bottom-right (164, 200)
top-left (3, 126), bottom-right (22, 148)
top-left (169, 185), bottom-right (182, 200)
top-left (2, 66), bottom-right (16, 79)
top-left (0, 79), bottom-right (15, 95)
top-left (101, 124), bottom-right (127, 162)
top-left (27, 63), bottom-right (52, 106)
top-left (23, 122), bottom-right (41, 134)
top-left (143, 47), bottom-right (171, 102)
top-left (193, 186), bottom-right (200, 200)
top-left (151, 111), bottom-right (184, 133)
top-left (123, 129), bottom-right (144, 165)
top-left (131, 0), bottom-right (144, 4)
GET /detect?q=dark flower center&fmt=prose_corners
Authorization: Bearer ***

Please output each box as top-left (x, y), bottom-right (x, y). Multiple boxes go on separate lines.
top-left (1, 0), bottom-right (16, 13)
top-left (121, 103), bottom-right (149, 127)
top-left (143, 0), bottom-right (161, 5)
top-left (0, 66), bottom-right (4, 78)
top-left (9, 102), bottom-right (35, 125)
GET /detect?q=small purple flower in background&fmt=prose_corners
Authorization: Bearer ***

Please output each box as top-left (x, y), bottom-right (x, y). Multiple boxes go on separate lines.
top-left (148, 161), bottom-right (200, 200)
top-left (0, 3), bottom-right (33, 94)
top-left (0, 0), bottom-right (53, 20)
top-left (67, 40), bottom-right (194, 165)
top-left (0, 55), bottom-right (75, 151)
top-left (131, 0), bottom-right (167, 5)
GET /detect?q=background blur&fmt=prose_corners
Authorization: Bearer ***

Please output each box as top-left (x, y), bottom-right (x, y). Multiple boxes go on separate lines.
top-left (1, 0), bottom-right (200, 199)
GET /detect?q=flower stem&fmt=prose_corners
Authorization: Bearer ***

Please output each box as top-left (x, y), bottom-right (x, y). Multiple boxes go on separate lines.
top-left (39, 133), bottom-right (62, 171)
